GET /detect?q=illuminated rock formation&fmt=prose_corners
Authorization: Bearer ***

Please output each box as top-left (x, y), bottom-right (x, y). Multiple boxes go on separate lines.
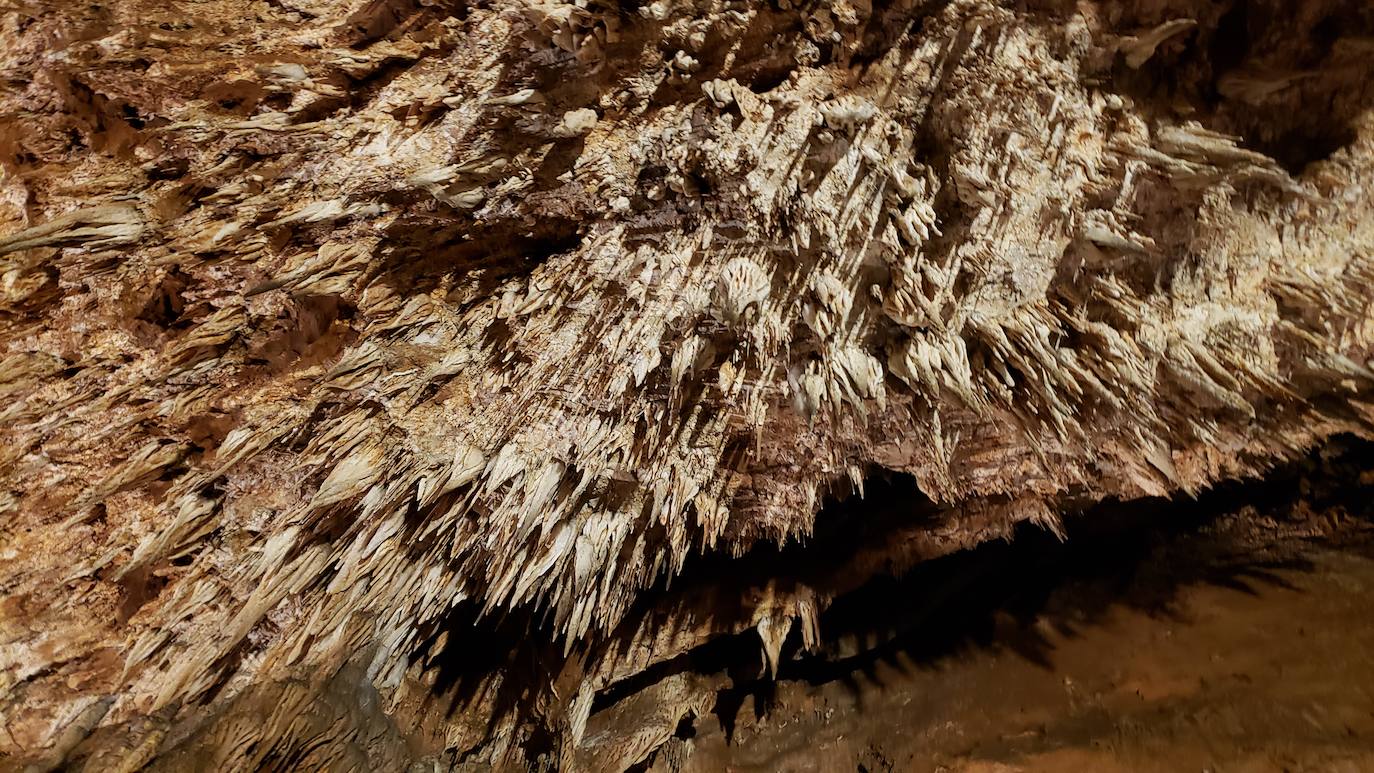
top-left (1, 0), bottom-right (1372, 769)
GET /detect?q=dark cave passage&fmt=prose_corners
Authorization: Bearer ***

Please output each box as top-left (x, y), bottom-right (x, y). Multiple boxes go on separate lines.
top-left (589, 436), bottom-right (1374, 771)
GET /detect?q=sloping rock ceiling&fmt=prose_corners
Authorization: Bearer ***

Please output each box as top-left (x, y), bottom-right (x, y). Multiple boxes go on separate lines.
top-left (1, 0), bottom-right (1372, 769)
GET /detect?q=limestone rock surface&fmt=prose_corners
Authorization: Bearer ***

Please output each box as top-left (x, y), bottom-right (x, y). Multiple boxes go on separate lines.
top-left (2, 0), bottom-right (1373, 769)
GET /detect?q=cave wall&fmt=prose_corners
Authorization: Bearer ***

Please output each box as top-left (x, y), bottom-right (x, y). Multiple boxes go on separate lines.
top-left (1, 0), bottom-right (1373, 769)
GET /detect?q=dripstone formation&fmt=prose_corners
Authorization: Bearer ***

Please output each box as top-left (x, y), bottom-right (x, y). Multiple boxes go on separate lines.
top-left (2, 0), bottom-right (1372, 769)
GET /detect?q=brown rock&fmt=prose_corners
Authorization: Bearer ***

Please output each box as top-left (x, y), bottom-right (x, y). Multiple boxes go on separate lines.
top-left (1, 0), bottom-right (1372, 769)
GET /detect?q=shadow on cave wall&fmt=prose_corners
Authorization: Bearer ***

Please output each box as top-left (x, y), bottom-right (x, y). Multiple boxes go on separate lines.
top-left (697, 435), bottom-right (1374, 739)
top-left (1110, 0), bottom-right (1374, 176)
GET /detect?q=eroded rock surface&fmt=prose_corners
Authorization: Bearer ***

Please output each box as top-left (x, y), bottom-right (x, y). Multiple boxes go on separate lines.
top-left (1, 0), bottom-right (1373, 769)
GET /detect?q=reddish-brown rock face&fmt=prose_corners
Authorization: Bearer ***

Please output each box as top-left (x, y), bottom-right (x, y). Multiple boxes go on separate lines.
top-left (2, 0), bottom-right (1373, 768)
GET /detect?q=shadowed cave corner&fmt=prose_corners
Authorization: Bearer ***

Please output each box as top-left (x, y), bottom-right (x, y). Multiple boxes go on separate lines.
top-left (596, 435), bottom-right (1374, 772)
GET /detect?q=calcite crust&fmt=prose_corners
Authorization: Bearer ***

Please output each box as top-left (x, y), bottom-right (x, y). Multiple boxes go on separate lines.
top-left (1, 0), bottom-right (1372, 769)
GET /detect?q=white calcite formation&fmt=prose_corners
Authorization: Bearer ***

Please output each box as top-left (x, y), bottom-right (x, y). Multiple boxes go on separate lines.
top-left (1, 0), bottom-right (1373, 769)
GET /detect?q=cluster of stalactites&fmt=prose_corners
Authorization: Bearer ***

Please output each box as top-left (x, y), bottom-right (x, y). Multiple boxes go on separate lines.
top-left (3, 0), bottom-right (1374, 766)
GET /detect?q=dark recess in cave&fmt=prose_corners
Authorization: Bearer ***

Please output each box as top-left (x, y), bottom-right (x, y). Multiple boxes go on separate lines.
top-left (618, 437), bottom-right (1374, 743)
top-left (1112, 0), bottom-right (1372, 175)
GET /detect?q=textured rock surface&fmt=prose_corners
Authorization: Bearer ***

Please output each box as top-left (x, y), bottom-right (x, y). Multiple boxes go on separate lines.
top-left (678, 442), bottom-right (1374, 773)
top-left (1, 0), bottom-right (1373, 769)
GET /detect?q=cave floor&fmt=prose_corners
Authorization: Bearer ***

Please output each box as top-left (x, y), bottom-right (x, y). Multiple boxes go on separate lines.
top-left (675, 482), bottom-right (1374, 772)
